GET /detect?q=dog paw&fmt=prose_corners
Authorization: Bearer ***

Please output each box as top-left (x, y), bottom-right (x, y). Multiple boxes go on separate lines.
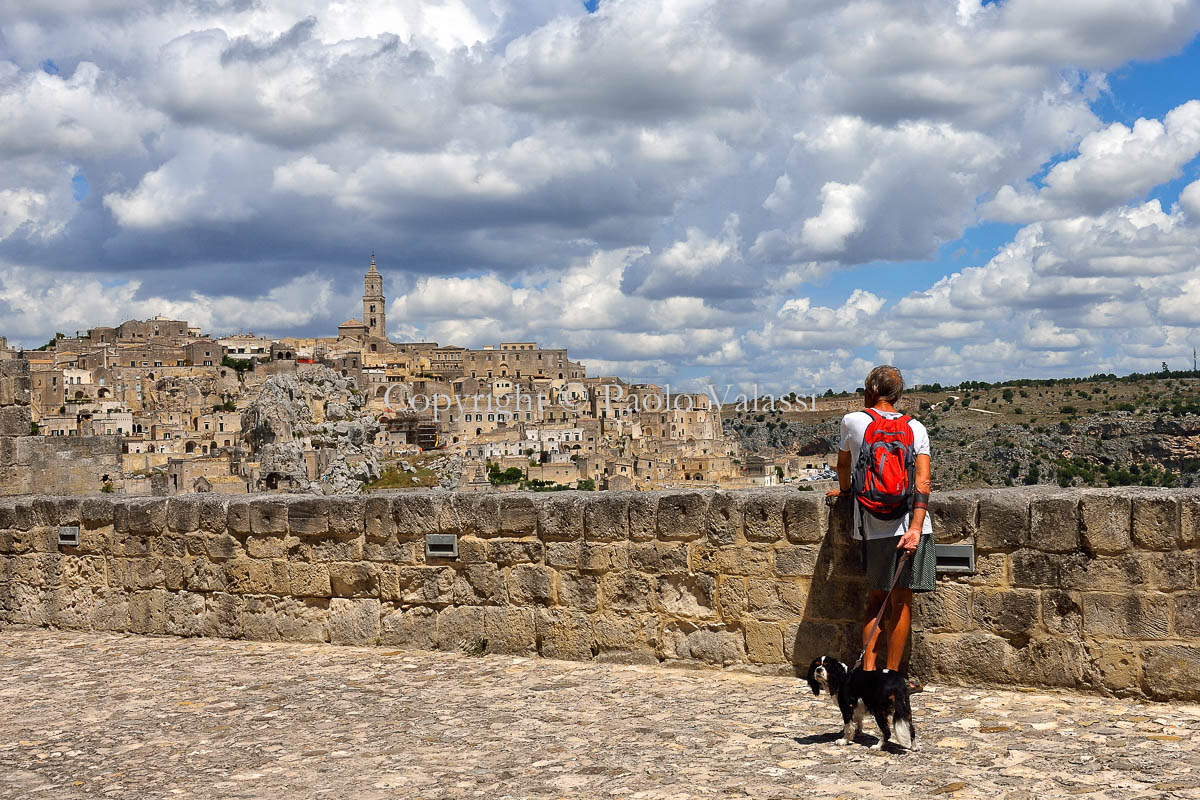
top-left (834, 738), bottom-right (848, 746)
top-left (870, 741), bottom-right (884, 751)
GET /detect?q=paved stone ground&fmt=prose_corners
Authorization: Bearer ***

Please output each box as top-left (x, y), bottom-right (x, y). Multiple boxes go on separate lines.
top-left (1, 628), bottom-right (1198, 800)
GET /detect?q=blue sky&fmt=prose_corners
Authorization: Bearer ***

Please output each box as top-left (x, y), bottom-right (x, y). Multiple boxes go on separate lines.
top-left (3, 1), bottom-right (1200, 394)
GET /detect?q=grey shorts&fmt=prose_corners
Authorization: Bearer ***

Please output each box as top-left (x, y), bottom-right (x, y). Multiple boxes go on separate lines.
top-left (864, 533), bottom-right (937, 593)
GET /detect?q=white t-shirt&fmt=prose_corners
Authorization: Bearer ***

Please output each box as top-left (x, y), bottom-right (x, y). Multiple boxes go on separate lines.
top-left (838, 409), bottom-right (933, 540)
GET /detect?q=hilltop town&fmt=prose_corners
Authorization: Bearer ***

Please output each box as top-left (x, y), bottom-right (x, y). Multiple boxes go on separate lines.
top-left (0, 258), bottom-right (831, 497)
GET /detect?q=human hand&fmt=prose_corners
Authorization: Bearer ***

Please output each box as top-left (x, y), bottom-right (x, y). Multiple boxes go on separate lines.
top-left (825, 489), bottom-right (841, 498)
top-left (897, 528), bottom-right (920, 553)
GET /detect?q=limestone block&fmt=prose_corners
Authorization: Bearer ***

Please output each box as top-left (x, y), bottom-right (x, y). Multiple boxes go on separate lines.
top-left (908, 631), bottom-right (1014, 685)
top-left (802, 578), bottom-right (865, 623)
top-left (591, 611), bottom-right (659, 664)
top-left (579, 541), bottom-right (628, 573)
top-left (1029, 494), bottom-right (1080, 552)
top-left (288, 563), bottom-right (331, 597)
top-left (484, 607), bottom-right (538, 655)
top-left (364, 496), bottom-right (394, 541)
top-left (436, 606), bottom-right (486, 651)
top-left (488, 537), bottom-right (544, 564)
top-left (773, 545), bottom-right (821, 578)
top-left (1082, 592), bottom-right (1171, 640)
top-left (1140, 645), bottom-right (1200, 701)
top-left (742, 492), bottom-right (786, 543)
top-left (1079, 490), bottom-right (1132, 554)
top-left (165, 497), bottom-right (201, 533)
top-left (583, 493), bottom-right (629, 542)
top-left (742, 619), bottom-right (784, 663)
top-left (1146, 551), bottom-right (1197, 591)
top-left (309, 533), bottom-right (363, 563)
top-left (1040, 589), bottom-right (1083, 637)
top-left (380, 605), bottom-right (437, 649)
top-left (226, 501), bottom-right (251, 534)
top-left (1058, 552), bottom-right (1149, 592)
top-left (455, 536), bottom-right (487, 564)
top-left (558, 572), bottom-right (599, 612)
top-left (196, 497), bottom-right (228, 533)
top-left (381, 566), bottom-right (455, 604)
top-left (545, 541), bottom-right (581, 569)
top-left (1083, 640), bottom-right (1140, 694)
top-left (600, 570), bottom-right (658, 612)
top-left (627, 493), bottom-right (658, 542)
top-left (394, 493), bottom-right (447, 538)
top-left (228, 559), bottom-right (290, 595)
top-left (275, 597), bottom-right (329, 642)
top-left (657, 573), bottom-right (716, 618)
top-left (660, 621), bottom-right (745, 666)
top-left (246, 534), bottom-right (287, 560)
top-left (164, 591), bottom-right (206, 637)
top-left (746, 579), bottom-right (808, 621)
top-left (124, 556), bottom-right (165, 590)
top-left (204, 533), bottom-right (242, 561)
top-left (90, 588), bottom-right (131, 632)
top-left (0, 404), bottom-right (32, 435)
top-left (1010, 636), bottom-right (1086, 688)
top-left (1131, 494), bottom-right (1181, 551)
top-left (452, 564), bottom-right (504, 605)
top-left (536, 609), bottom-right (594, 661)
top-left (362, 538), bottom-right (419, 564)
top-left (242, 595), bottom-right (281, 641)
top-left (929, 491), bottom-right (980, 544)
top-left (185, 560), bottom-right (228, 593)
top-left (716, 577), bottom-right (748, 622)
top-left (9, 583), bottom-right (49, 626)
top-left (971, 588), bottom-right (1040, 637)
top-left (976, 491), bottom-right (1031, 551)
top-left (704, 491), bottom-right (743, 546)
top-left (1183, 495), bottom-right (1200, 548)
top-left (329, 597), bottom-right (380, 645)
top-left (444, 494), bottom-right (499, 538)
top-left (784, 620), bottom-right (857, 666)
top-left (655, 491), bottom-right (708, 541)
top-left (287, 498), bottom-right (329, 536)
top-left (913, 581), bottom-right (971, 633)
top-left (250, 500), bottom-right (288, 534)
top-left (506, 563), bottom-right (556, 606)
top-left (537, 494), bottom-right (583, 541)
top-left (629, 541), bottom-right (688, 574)
top-left (155, 532), bottom-right (187, 558)
top-left (118, 500), bottom-right (166, 535)
top-left (51, 586), bottom-right (93, 630)
top-left (1173, 593), bottom-right (1200, 637)
top-left (499, 495), bottom-right (538, 536)
top-left (204, 592), bottom-right (243, 638)
top-left (128, 589), bottom-right (167, 634)
top-left (1009, 549), bottom-right (1059, 588)
top-left (326, 497), bottom-right (365, 536)
top-left (324, 562), bottom-right (378, 598)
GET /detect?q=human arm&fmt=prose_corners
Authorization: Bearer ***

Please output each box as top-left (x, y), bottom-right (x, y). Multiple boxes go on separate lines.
top-left (825, 449), bottom-right (853, 498)
top-left (897, 452), bottom-right (931, 552)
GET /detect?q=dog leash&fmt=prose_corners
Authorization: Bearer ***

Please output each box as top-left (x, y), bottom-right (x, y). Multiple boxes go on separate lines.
top-left (852, 548), bottom-right (912, 671)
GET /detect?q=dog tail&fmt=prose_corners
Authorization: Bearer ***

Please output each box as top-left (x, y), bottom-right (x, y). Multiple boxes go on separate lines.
top-left (892, 690), bottom-right (915, 749)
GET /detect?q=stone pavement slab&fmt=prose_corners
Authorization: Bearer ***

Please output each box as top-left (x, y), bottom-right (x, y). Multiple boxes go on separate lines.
top-left (1, 627), bottom-right (1198, 800)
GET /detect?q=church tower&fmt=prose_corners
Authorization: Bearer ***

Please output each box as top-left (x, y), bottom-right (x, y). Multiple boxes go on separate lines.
top-left (363, 253), bottom-right (386, 340)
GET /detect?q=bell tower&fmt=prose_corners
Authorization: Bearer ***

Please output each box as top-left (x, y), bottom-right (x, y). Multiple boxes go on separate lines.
top-left (363, 253), bottom-right (386, 341)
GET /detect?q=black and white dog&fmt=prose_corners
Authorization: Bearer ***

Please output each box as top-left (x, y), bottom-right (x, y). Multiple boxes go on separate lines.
top-left (805, 656), bottom-right (915, 750)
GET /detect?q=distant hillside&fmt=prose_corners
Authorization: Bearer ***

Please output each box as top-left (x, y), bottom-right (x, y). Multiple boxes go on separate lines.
top-left (724, 371), bottom-right (1200, 490)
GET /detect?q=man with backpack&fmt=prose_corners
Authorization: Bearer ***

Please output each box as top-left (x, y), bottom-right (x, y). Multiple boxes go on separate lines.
top-left (825, 365), bottom-right (935, 685)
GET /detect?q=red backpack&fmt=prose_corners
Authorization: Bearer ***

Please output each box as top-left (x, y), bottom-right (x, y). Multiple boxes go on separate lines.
top-left (851, 408), bottom-right (916, 521)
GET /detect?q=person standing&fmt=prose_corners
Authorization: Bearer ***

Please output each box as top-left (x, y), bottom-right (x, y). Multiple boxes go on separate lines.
top-left (826, 365), bottom-right (935, 684)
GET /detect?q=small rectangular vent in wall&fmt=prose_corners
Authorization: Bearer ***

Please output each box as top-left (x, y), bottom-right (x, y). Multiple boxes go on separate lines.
top-left (57, 526), bottom-right (80, 547)
top-left (425, 533), bottom-right (458, 560)
top-left (935, 543), bottom-right (975, 574)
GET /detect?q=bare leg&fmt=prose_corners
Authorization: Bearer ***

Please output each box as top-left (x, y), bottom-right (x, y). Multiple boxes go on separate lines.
top-left (884, 589), bottom-right (913, 671)
top-left (863, 590), bottom-right (887, 670)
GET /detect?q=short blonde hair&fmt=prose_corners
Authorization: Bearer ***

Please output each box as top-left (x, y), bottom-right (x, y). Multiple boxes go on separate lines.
top-left (865, 365), bottom-right (904, 405)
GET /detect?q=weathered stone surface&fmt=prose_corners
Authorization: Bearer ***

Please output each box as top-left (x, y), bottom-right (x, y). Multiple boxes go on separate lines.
top-left (1040, 589), bottom-right (1083, 637)
top-left (628, 541), bottom-right (688, 574)
top-left (1173, 593), bottom-right (1200, 637)
top-left (1029, 494), bottom-right (1079, 552)
top-left (704, 491), bottom-right (742, 546)
top-left (583, 493), bottom-right (628, 542)
top-left (288, 563), bottom-right (331, 597)
top-left (499, 495), bottom-right (538, 536)
top-left (591, 612), bottom-right (659, 663)
top-left (287, 498), bottom-right (329, 536)
top-left (326, 497), bottom-right (365, 536)
top-left (929, 491), bottom-right (979, 544)
top-left (536, 494), bottom-right (583, 541)
top-left (544, 540), bottom-right (580, 569)
top-left (535, 609), bottom-right (594, 661)
top-left (1058, 552), bottom-right (1148, 592)
top-left (742, 619), bottom-right (784, 663)
top-left (976, 491), bottom-right (1031, 551)
top-left (249, 500), bottom-right (288, 534)
top-left (1009, 549), bottom-right (1058, 588)
top-left (488, 537), bottom-right (543, 564)
top-left (600, 571), bottom-right (658, 612)
top-left (783, 492), bottom-right (828, 544)
top-left (436, 606), bottom-right (486, 651)
top-left (203, 592), bottom-right (243, 639)
top-left (909, 631), bottom-right (1014, 685)
top-left (80, 498), bottom-right (114, 530)
top-left (380, 605), bottom-right (437, 649)
top-left (746, 579), bottom-right (807, 621)
top-left (655, 491), bottom-right (707, 541)
top-left (328, 562), bottom-right (379, 598)
top-left (558, 572), bottom-right (599, 612)
top-left (453, 564), bottom-right (505, 605)
top-left (1083, 640), bottom-right (1140, 694)
top-left (657, 574), bottom-right (715, 618)
top-left (626, 493), bottom-right (658, 542)
top-left (1132, 493), bottom-right (1181, 551)
top-left (394, 493), bottom-right (448, 537)
top-left (1141, 644), bottom-right (1200, 700)
top-left (742, 492), bottom-right (785, 543)
top-left (971, 588), bottom-right (1039, 638)
top-left (506, 564), bottom-right (556, 606)
top-left (381, 565), bottom-right (455, 604)
top-left (579, 541), bottom-right (628, 573)
top-left (1079, 490), bottom-right (1132, 554)
top-left (773, 544), bottom-right (820, 577)
top-left (164, 591), bottom-right (205, 637)
top-left (483, 607), bottom-right (537, 655)
top-left (913, 581), bottom-right (971, 633)
top-left (660, 622), bottom-right (745, 666)
top-left (329, 598), bottom-right (380, 645)
top-left (1083, 592), bottom-right (1171, 640)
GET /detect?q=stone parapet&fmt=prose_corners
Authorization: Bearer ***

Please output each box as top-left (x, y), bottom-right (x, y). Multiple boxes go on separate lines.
top-left (1, 487), bottom-right (1197, 700)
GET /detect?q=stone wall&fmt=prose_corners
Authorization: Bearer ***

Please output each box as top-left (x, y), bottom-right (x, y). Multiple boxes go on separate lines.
top-left (0, 359), bottom-right (122, 496)
top-left (1, 487), bottom-right (1197, 700)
